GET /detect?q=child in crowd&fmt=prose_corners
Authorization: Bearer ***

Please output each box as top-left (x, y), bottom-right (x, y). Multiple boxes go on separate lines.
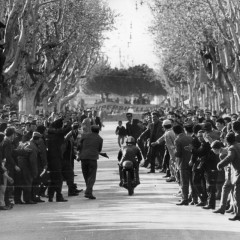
top-left (115, 120), bottom-right (126, 148)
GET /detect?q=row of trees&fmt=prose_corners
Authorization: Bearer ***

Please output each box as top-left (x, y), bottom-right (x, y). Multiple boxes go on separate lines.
top-left (0, 0), bottom-right (115, 114)
top-left (82, 62), bottom-right (167, 101)
top-left (150, 0), bottom-right (240, 112)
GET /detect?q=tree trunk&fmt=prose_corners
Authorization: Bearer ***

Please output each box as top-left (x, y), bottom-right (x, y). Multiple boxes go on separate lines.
top-left (20, 90), bottom-right (36, 115)
top-left (187, 82), bottom-right (193, 109)
top-left (229, 91), bottom-right (236, 113)
top-left (204, 84), bottom-right (209, 109)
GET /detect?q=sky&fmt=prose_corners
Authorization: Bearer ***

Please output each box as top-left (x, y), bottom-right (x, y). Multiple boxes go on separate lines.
top-left (102, 0), bottom-right (159, 69)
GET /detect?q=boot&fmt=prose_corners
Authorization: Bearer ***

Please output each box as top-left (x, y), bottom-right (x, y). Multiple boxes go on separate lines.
top-left (213, 207), bottom-right (225, 214)
top-left (56, 194), bottom-right (68, 202)
top-left (68, 185), bottom-right (79, 197)
top-left (72, 183), bottom-right (83, 193)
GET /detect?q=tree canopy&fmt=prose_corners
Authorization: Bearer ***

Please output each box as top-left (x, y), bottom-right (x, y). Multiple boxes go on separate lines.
top-left (0, 0), bottom-right (115, 113)
top-left (82, 62), bottom-right (167, 97)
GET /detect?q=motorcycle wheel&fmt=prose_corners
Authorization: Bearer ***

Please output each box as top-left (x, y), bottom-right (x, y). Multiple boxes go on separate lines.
top-left (127, 171), bottom-right (134, 196)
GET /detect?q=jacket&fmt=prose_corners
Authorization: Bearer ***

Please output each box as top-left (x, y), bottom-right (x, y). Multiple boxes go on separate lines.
top-left (218, 142), bottom-right (240, 178)
top-left (79, 132), bottom-right (103, 160)
top-left (139, 120), bottom-right (163, 144)
top-left (174, 133), bottom-right (192, 170)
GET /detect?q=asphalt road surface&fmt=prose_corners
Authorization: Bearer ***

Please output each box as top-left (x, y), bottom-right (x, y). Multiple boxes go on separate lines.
top-left (1, 122), bottom-right (240, 240)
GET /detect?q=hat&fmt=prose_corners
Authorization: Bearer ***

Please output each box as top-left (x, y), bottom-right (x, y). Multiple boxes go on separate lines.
top-left (162, 119), bottom-right (172, 126)
top-left (12, 119), bottom-right (20, 123)
top-left (184, 119), bottom-right (193, 127)
top-left (205, 110), bottom-right (211, 115)
top-left (211, 140), bottom-right (224, 149)
top-left (5, 127), bottom-right (16, 137)
top-left (151, 111), bottom-right (159, 117)
top-left (187, 110), bottom-right (193, 115)
top-left (51, 118), bottom-right (63, 129)
top-left (31, 120), bottom-right (37, 125)
top-left (91, 125), bottom-right (100, 131)
top-left (36, 125), bottom-right (46, 135)
top-left (32, 132), bottom-right (42, 138)
top-left (202, 122), bottom-right (212, 131)
top-left (0, 122), bottom-right (7, 132)
top-left (72, 122), bottom-right (79, 129)
top-left (126, 112), bottom-right (132, 117)
top-left (9, 111), bottom-right (17, 116)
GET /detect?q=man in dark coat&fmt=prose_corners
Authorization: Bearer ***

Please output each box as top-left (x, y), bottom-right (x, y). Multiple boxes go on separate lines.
top-left (78, 125), bottom-right (103, 199)
top-left (138, 112), bottom-right (164, 173)
top-left (47, 118), bottom-right (71, 202)
top-left (125, 113), bottom-right (143, 141)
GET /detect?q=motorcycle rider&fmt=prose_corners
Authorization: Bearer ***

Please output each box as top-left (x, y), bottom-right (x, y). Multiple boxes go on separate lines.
top-left (117, 136), bottom-right (142, 187)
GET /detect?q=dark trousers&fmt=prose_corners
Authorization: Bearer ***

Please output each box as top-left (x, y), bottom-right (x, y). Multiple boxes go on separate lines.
top-left (14, 171), bottom-right (23, 202)
top-left (149, 146), bottom-right (161, 172)
top-left (48, 161), bottom-right (63, 199)
top-left (62, 160), bottom-right (74, 188)
top-left (204, 170), bottom-right (218, 208)
top-left (192, 168), bottom-right (207, 202)
top-left (179, 168), bottom-right (191, 201)
top-left (81, 159), bottom-right (97, 196)
top-left (4, 167), bottom-right (15, 206)
top-left (32, 177), bottom-right (41, 200)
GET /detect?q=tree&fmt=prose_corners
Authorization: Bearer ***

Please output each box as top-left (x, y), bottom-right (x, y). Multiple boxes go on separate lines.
top-left (1, 0), bottom-right (115, 113)
top-left (82, 63), bottom-right (167, 99)
top-left (150, 0), bottom-right (240, 112)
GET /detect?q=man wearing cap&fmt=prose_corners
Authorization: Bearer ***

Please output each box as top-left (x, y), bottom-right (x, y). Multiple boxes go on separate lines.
top-left (138, 112), bottom-right (164, 173)
top-left (173, 125), bottom-right (193, 205)
top-left (152, 119), bottom-right (176, 181)
top-left (78, 125), bottom-right (103, 199)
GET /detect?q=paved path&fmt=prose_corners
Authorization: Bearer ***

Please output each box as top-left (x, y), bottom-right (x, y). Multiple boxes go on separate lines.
top-left (1, 122), bottom-right (240, 240)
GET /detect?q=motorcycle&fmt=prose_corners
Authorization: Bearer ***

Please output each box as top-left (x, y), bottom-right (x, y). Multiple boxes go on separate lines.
top-left (121, 160), bottom-right (138, 196)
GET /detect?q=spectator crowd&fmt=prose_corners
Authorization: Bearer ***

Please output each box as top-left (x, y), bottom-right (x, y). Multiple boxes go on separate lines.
top-left (0, 105), bottom-right (102, 210)
top-left (122, 107), bottom-right (240, 221)
top-left (1, 102), bottom-right (240, 223)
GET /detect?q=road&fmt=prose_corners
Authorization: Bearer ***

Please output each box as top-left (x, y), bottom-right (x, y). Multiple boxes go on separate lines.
top-left (0, 122), bottom-right (240, 240)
